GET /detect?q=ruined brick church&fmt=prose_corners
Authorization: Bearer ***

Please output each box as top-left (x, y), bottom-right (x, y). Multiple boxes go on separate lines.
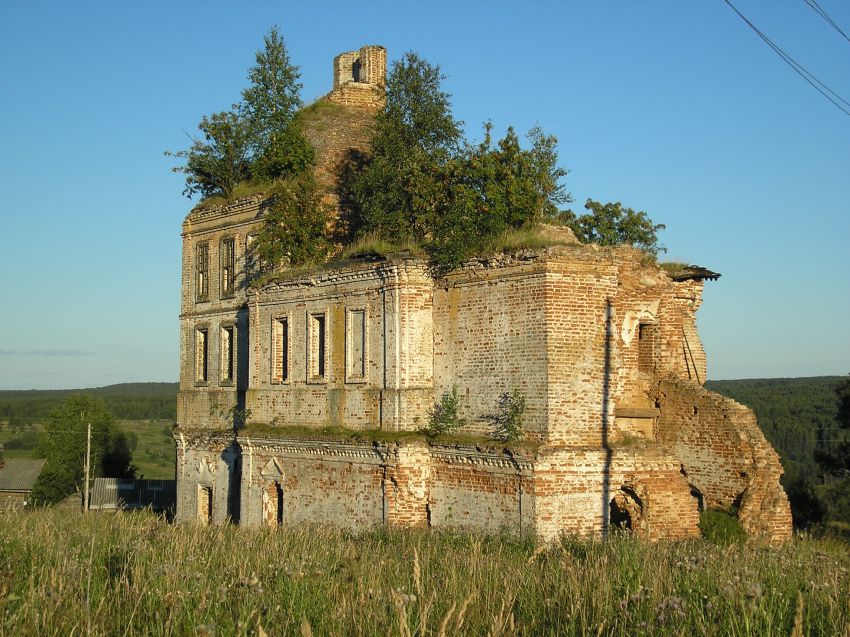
top-left (175, 46), bottom-right (792, 543)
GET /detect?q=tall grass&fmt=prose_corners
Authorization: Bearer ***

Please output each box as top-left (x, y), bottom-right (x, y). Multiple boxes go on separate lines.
top-left (0, 510), bottom-right (847, 636)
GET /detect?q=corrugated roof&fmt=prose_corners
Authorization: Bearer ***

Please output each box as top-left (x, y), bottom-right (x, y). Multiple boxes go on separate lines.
top-left (89, 478), bottom-right (176, 512)
top-left (0, 459), bottom-right (47, 491)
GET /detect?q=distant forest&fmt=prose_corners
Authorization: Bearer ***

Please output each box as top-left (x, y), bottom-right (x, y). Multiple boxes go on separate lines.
top-left (0, 383), bottom-right (178, 424)
top-left (707, 376), bottom-right (849, 528)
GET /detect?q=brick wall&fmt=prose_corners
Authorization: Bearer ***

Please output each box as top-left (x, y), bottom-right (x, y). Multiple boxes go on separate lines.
top-left (175, 184), bottom-right (791, 542)
top-left (533, 446), bottom-right (700, 541)
top-left (328, 45), bottom-right (386, 109)
top-left (178, 198), bottom-right (265, 431)
top-left (434, 259), bottom-right (551, 439)
top-left (429, 446), bottom-right (535, 533)
top-left (655, 378), bottom-right (792, 544)
top-left (174, 431), bottom-right (240, 524)
top-left (246, 258), bottom-right (433, 431)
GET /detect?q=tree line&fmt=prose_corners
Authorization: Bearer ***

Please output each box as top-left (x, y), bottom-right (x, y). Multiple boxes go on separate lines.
top-left (0, 382), bottom-right (178, 425)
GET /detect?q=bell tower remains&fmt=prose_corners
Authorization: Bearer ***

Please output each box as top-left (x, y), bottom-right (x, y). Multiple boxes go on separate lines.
top-left (327, 45), bottom-right (386, 110)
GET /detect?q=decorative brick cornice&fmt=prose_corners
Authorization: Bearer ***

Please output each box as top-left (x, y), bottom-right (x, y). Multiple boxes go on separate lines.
top-left (238, 436), bottom-right (388, 463)
top-left (183, 194), bottom-right (266, 226)
top-left (430, 446), bottom-right (534, 473)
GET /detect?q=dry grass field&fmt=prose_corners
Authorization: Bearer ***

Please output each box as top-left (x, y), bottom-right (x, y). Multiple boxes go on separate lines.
top-left (0, 510), bottom-right (848, 636)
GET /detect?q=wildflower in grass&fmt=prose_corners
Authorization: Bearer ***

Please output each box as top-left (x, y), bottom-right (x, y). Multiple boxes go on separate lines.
top-left (655, 596), bottom-right (686, 625)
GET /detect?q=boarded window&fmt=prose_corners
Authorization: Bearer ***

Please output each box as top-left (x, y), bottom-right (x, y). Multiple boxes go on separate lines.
top-left (195, 328), bottom-right (209, 383)
top-left (221, 237), bottom-right (236, 297)
top-left (346, 309), bottom-right (366, 381)
top-left (638, 323), bottom-right (657, 374)
top-left (220, 325), bottom-right (234, 383)
top-left (309, 313), bottom-right (326, 380)
top-left (198, 486), bottom-right (212, 524)
top-left (196, 242), bottom-right (209, 301)
top-left (264, 482), bottom-right (283, 527)
top-left (272, 318), bottom-right (289, 383)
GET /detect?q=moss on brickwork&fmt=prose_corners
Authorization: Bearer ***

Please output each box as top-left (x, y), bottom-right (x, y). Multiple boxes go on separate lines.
top-left (239, 423), bottom-right (425, 444)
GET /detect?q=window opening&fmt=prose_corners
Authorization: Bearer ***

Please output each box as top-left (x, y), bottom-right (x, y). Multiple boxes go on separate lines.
top-left (221, 325), bottom-right (234, 382)
top-left (196, 242), bottom-right (209, 301)
top-left (638, 323), bottom-right (657, 374)
top-left (221, 237), bottom-right (235, 297)
top-left (198, 486), bottom-right (212, 524)
top-left (265, 481), bottom-right (284, 527)
top-left (195, 328), bottom-right (209, 383)
top-left (246, 233), bottom-right (258, 282)
top-left (309, 313), bottom-right (326, 380)
top-left (346, 309), bottom-right (366, 381)
top-left (272, 318), bottom-right (289, 383)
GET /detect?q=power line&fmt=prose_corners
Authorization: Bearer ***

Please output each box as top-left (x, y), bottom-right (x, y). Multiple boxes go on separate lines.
top-left (805, 0), bottom-right (850, 44)
top-left (723, 0), bottom-right (850, 117)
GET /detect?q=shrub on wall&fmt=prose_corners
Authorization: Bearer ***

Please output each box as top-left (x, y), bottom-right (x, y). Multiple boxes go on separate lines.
top-left (486, 389), bottom-right (526, 443)
top-left (423, 386), bottom-right (466, 437)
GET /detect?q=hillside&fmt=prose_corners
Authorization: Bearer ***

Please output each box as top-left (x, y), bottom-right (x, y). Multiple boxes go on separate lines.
top-left (706, 376), bottom-right (846, 482)
top-left (0, 382), bottom-right (178, 423)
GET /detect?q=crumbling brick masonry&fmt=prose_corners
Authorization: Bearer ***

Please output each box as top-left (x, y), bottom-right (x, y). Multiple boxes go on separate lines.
top-left (173, 45), bottom-right (791, 544)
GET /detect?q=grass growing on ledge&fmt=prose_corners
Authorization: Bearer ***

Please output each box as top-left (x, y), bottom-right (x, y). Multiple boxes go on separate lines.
top-left (192, 180), bottom-right (271, 211)
top-left (475, 224), bottom-right (575, 256)
top-left (659, 261), bottom-right (689, 274)
top-left (336, 232), bottom-right (425, 260)
top-left (238, 422), bottom-right (426, 444)
top-left (237, 422), bottom-right (540, 452)
top-left (1, 509), bottom-right (848, 636)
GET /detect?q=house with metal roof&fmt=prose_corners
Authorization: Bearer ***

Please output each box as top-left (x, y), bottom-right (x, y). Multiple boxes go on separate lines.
top-left (89, 478), bottom-right (176, 516)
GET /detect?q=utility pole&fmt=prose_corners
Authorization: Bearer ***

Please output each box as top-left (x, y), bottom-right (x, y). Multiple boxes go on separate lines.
top-left (84, 422), bottom-right (91, 513)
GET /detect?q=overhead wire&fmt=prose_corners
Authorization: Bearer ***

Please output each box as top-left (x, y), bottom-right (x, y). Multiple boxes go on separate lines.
top-left (805, 0), bottom-right (850, 44)
top-left (723, 0), bottom-right (850, 117)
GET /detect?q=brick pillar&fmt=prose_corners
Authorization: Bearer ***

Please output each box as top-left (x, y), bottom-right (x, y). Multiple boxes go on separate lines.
top-left (384, 442), bottom-right (431, 527)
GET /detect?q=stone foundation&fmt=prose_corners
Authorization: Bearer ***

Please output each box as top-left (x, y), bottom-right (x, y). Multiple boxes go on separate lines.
top-left (175, 432), bottom-right (703, 541)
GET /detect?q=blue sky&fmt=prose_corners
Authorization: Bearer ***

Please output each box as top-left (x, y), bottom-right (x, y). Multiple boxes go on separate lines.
top-left (0, 1), bottom-right (847, 389)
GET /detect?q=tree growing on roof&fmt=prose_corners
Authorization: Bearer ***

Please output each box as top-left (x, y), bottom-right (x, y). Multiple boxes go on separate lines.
top-left (167, 26), bottom-right (313, 199)
top-left (427, 123), bottom-right (571, 272)
top-left (239, 25), bottom-right (314, 182)
top-left (349, 53), bottom-right (572, 272)
top-left (166, 111), bottom-right (252, 199)
top-left (350, 51), bottom-right (463, 242)
top-left (255, 174), bottom-right (331, 271)
top-left (560, 199), bottom-right (666, 256)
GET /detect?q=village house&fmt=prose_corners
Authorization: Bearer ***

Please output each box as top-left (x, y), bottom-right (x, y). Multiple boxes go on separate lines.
top-left (173, 46), bottom-right (792, 543)
top-left (0, 458), bottom-right (46, 511)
